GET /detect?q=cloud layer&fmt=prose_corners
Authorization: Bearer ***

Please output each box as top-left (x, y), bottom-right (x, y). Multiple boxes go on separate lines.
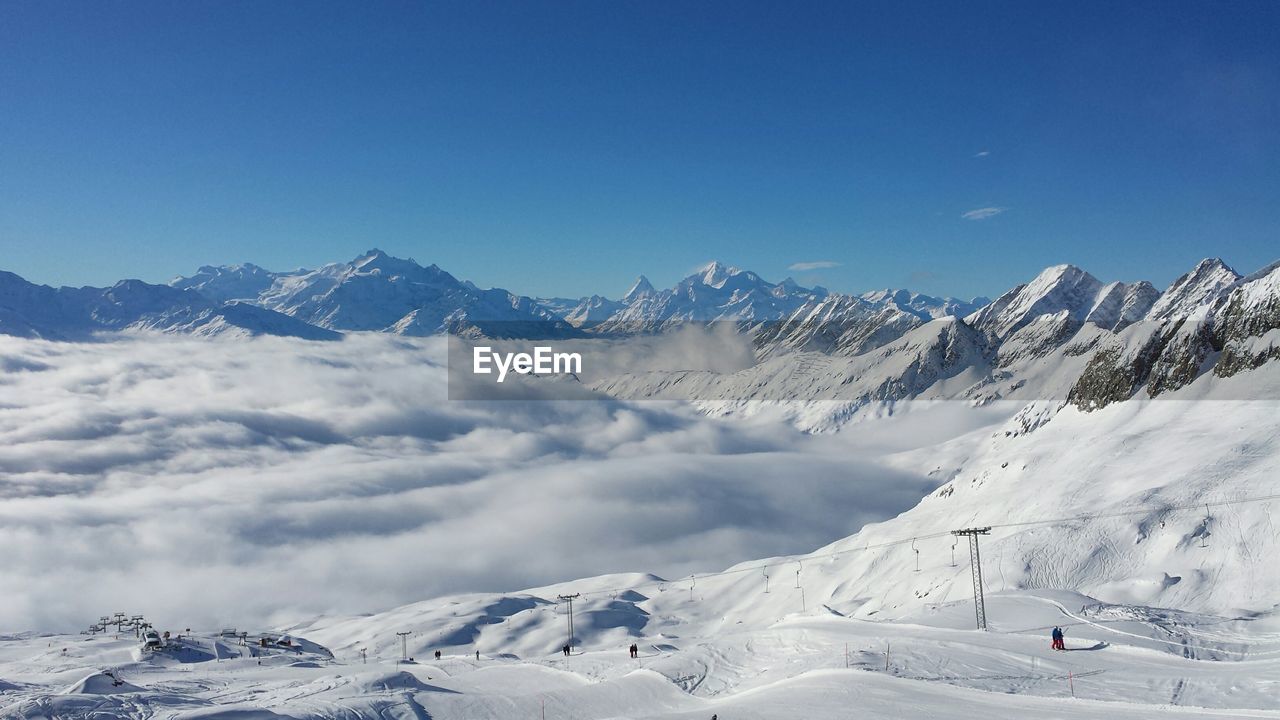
top-left (0, 334), bottom-right (938, 632)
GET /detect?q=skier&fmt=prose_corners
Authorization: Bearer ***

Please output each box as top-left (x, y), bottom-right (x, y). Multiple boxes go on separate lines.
top-left (434, 650), bottom-right (442, 660)
top-left (629, 643), bottom-right (638, 659)
top-left (1051, 626), bottom-right (1064, 651)
top-left (476, 650), bottom-right (480, 661)
top-left (562, 644), bottom-right (571, 657)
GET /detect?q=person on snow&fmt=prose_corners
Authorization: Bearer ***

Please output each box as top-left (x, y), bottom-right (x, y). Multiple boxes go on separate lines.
top-left (1051, 626), bottom-right (1064, 651)
top-left (562, 644), bottom-right (571, 657)
top-left (434, 650), bottom-right (442, 660)
top-left (629, 643), bottom-right (638, 659)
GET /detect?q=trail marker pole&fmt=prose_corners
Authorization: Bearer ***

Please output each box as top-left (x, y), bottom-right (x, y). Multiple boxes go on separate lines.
top-left (952, 527), bottom-right (992, 630)
top-left (1068, 670), bottom-right (1075, 697)
top-left (558, 594), bottom-right (580, 654)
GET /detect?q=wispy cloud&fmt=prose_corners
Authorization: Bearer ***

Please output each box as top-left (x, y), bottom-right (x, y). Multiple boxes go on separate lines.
top-left (973, 150), bottom-right (991, 158)
top-left (788, 261), bottom-right (841, 271)
top-left (961, 207), bottom-right (1006, 221)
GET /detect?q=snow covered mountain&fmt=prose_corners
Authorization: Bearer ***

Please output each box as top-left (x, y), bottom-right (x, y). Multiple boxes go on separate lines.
top-left (173, 249), bottom-right (579, 338)
top-left (1070, 259), bottom-right (1280, 410)
top-left (9, 252), bottom-right (1279, 383)
top-left (860, 288), bottom-right (988, 321)
top-left (581, 262), bottom-right (832, 334)
top-left (166, 253), bottom-right (981, 345)
top-left (963, 264), bottom-right (1160, 339)
top-left (0, 270), bottom-right (338, 341)
top-left (593, 258), bottom-right (1280, 429)
top-left (1145, 258), bottom-right (1242, 322)
top-left (534, 294), bottom-right (625, 328)
top-left (168, 262), bottom-right (278, 304)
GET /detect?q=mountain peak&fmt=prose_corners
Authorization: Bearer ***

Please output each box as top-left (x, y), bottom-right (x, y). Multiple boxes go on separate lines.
top-left (966, 263), bottom-right (1103, 338)
top-left (349, 249), bottom-right (434, 277)
top-left (1146, 257), bottom-right (1242, 322)
top-left (695, 261), bottom-right (739, 288)
top-left (1035, 263), bottom-right (1092, 283)
top-left (1193, 257), bottom-right (1235, 274)
top-left (623, 275), bottom-right (656, 302)
top-left (354, 248), bottom-right (391, 267)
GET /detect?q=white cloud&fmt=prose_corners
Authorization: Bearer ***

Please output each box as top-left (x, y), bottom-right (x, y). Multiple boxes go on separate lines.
top-left (961, 207), bottom-right (1006, 221)
top-left (787, 261), bottom-right (841, 272)
top-left (973, 150), bottom-right (991, 158)
top-left (0, 334), bottom-right (937, 632)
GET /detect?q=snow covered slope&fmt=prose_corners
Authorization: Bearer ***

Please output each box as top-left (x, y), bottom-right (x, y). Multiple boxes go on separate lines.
top-left (8, 596), bottom-right (1280, 719)
top-left (264, 361), bottom-right (1280, 718)
top-left (587, 362), bottom-right (1280, 622)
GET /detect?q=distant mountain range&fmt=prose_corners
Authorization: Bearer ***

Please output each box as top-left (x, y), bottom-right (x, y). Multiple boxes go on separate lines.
top-left (0, 270), bottom-right (338, 341)
top-left (1, 250), bottom-right (1276, 420)
top-left (597, 257), bottom-right (1280, 425)
top-left (0, 249), bottom-right (987, 341)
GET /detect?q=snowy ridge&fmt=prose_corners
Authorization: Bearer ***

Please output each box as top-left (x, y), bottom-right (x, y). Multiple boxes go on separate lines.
top-left (1146, 258), bottom-right (1242, 322)
top-left (232, 249), bottom-right (578, 337)
top-left (0, 271), bottom-right (337, 341)
top-left (594, 258), bottom-right (1280, 427)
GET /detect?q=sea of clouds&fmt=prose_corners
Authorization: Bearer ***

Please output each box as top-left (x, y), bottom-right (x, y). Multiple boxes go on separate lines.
top-left (0, 333), bottom-right (999, 633)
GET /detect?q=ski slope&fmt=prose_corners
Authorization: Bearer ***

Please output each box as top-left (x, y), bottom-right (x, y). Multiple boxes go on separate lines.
top-left (4, 587), bottom-right (1280, 718)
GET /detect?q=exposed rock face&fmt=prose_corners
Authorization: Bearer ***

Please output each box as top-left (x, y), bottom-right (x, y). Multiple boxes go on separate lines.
top-left (1068, 341), bottom-right (1154, 411)
top-left (1210, 262), bottom-right (1280, 379)
top-left (1145, 318), bottom-right (1220, 398)
top-left (1067, 261), bottom-right (1280, 411)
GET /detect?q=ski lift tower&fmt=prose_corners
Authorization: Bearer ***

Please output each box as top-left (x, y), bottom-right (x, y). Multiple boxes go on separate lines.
top-left (557, 594), bottom-right (580, 654)
top-left (951, 527), bottom-right (992, 630)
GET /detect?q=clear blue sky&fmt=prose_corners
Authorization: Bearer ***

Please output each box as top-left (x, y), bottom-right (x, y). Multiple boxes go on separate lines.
top-left (1, 1), bottom-right (1277, 300)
